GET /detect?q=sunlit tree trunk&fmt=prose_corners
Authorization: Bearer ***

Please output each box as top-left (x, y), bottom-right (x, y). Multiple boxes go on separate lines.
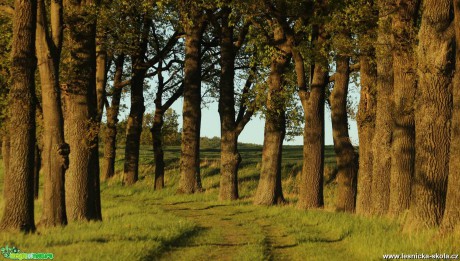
top-left (389, 0), bottom-right (419, 217)
top-left (178, 1), bottom-right (206, 193)
top-left (371, 0), bottom-right (394, 216)
top-left (36, 0), bottom-right (68, 226)
top-left (0, 0), bottom-right (37, 232)
top-left (331, 56), bottom-right (358, 212)
top-left (441, 0), bottom-right (460, 234)
top-left (408, 0), bottom-right (453, 229)
top-left (254, 25), bottom-right (288, 205)
top-left (63, 0), bottom-right (101, 221)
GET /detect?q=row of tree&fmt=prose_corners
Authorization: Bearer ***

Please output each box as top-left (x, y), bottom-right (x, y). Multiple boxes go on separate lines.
top-left (0, 0), bottom-right (459, 236)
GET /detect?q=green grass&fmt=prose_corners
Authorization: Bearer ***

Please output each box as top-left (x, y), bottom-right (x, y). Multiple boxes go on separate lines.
top-left (0, 144), bottom-right (458, 260)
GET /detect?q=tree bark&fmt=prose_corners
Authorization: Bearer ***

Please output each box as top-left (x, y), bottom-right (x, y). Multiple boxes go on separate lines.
top-left (441, 0), bottom-right (460, 234)
top-left (36, 0), bottom-right (68, 226)
top-left (407, 0), bottom-right (454, 229)
top-left (389, 0), bottom-right (419, 217)
top-left (33, 144), bottom-right (41, 200)
top-left (356, 53), bottom-right (377, 216)
top-left (0, 0), bottom-right (37, 232)
top-left (178, 3), bottom-right (205, 193)
top-left (371, 1), bottom-right (394, 216)
top-left (123, 18), bottom-right (150, 185)
top-left (103, 55), bottom-right (124, 180)
top-left (218, 8), bottom-right (239, 201)
top-left (331, 56), bottom-right (358, 212)
top-left (2, 135), bottom-right (10, 200)
top-left (152, 108), bottom-right (165, 189)
top-left (63, 0), bottom-right (101, 221)
top-left (254, 25), bottom-right (288, 206)
top-left (298, 27), bottom-right (327, 209)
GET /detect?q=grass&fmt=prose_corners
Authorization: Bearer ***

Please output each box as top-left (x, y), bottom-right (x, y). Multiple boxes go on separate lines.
top-left (0, 144), bottom-right (458, 260)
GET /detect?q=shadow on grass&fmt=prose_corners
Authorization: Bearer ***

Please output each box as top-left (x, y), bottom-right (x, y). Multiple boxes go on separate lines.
top-left (144, 227), bottom-right (208, 261)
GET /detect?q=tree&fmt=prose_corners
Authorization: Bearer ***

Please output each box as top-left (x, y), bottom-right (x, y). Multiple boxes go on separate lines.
top-left (123, 16), bottom-right (151, 185)
top-left (442, 0), bottom-right (460, 233)
top-left (177, 0), bottom-right (206, 193)
top-left (35, 0), bottom-right (69, 226)
top-left (253, 18), bottom-right (290, 205)
top-left (102, 54), bottom-right (124, 180)
top-left (62, 0), bottom-right (102, 221)
top-left (407, 0), bottom-right (454, 228)
top-left (388, 0), bottom-right (419, 217)
top-left (297, 25), bottom-right (328, 209)
top-left (331, 55), bottom-right (358, 213)
top-left (355, 0), bottom-right (377, 216)
top-left (0, 0), bottom-right (37, 232)
top-left (370, 0), bottom-right (394, 216)
top-left (212, 5), bottom-right (254, 201)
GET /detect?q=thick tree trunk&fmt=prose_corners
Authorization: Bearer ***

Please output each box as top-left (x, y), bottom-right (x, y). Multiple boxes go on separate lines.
top-left (331, 56), bottom-right (358, 212)
top-left (356, 53), bottom-right (377, 216)
top-left (103, 55), bottom-right (124, 180)
top-left (297, 27), bottom-right (327, 209)
top-left (178, 7), bottom-right (205, 194)
top-left (152, 109), bottom-right (165, 190)
top-left (0, 0), bottom-right (37, 232)
top-left (254, 26), bottom-right (288, 205)
top-left (123, 65), bottom-right (146, 185)
top-left (36, 0), bottom-right (68, 226)
top-left (407, 0), bottom-right (453, 229)
top-left (441, 0), bottom-right (460, 234)
top-left (298, 63), bottom-right (327, 209)
top-left (218, 8), bottom-right (239, 200)
top-left (371, 2), bottom-right (394, 216)
top-left (63, 0), bottom-right (101, 221)
top-left (388, 0), bottom-right (419, 217)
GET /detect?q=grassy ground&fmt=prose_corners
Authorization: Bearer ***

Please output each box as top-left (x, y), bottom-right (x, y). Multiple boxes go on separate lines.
top-left (0, 144), bottom-right (458, 260)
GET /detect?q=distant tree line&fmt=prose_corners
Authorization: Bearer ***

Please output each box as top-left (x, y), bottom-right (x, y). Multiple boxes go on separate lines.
top-left (0, 0), bottom-right (459, 236)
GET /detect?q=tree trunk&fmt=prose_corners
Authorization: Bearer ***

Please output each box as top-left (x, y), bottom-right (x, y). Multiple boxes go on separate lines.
top-left (441, 0), bottom-right (460, 234)
top-left (298, 27), bottom-right (327, 209)
top-left (254, 26), bottom-right (288, 205)
top-left (0, 0), bottom-right (37, 232)
top-left (407, 0), bottom-right (453, 229)
top-left (2, 135), bottom-right (10, 200)
top-left (103, 55), bottom-right (124, 180)
top-left (95, 41), bottom-right (107, 123)
top-left (389, 0), bottom-right (419, 217)
top-left (218, 8), bottom-right (239, 201)
top-left (371, 2), bottom-right (394, 216)
top-left (356, 52), bottom-right (377, 216)
top-left (123, 64), bottom-right (146, 185)
top-left (63, 0), bottom-right (101, 221)
top-left (178, 5), bottom-right (205, 194)
top-left (33, 144), bottom-right (41, 200)
top-left (152, 109), bottom-right (165, 190)
top-left (123, 18), bottom-right (150, 186)
top-left (331, 56), bottom-right (358, 212)
top-left (36, 0), bottom-right (68, 226)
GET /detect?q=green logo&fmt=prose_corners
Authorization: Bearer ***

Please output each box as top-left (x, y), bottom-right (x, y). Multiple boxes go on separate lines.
top-left (1, 245), bottom-right (53, 260)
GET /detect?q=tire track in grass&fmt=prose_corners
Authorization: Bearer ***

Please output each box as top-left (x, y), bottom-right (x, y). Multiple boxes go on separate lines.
top-left (155, 201), bottom-right (303, 260)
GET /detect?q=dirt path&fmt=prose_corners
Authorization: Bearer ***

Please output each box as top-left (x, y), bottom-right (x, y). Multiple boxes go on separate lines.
top-left (155, 201), bottom-right (300, 261)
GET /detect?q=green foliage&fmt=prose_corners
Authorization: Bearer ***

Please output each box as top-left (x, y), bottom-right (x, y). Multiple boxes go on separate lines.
top-left (140, 108), bottom-right (180, 146)
top-left (0, 15), bottom-right (12, 133)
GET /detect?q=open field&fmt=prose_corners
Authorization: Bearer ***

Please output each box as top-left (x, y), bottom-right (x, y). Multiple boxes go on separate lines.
top-left (0, 144), bottom-right (458, 260)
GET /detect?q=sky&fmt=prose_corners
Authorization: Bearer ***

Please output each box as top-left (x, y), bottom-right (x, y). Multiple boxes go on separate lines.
top-left (144, 97), bottom-right (360, 146)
